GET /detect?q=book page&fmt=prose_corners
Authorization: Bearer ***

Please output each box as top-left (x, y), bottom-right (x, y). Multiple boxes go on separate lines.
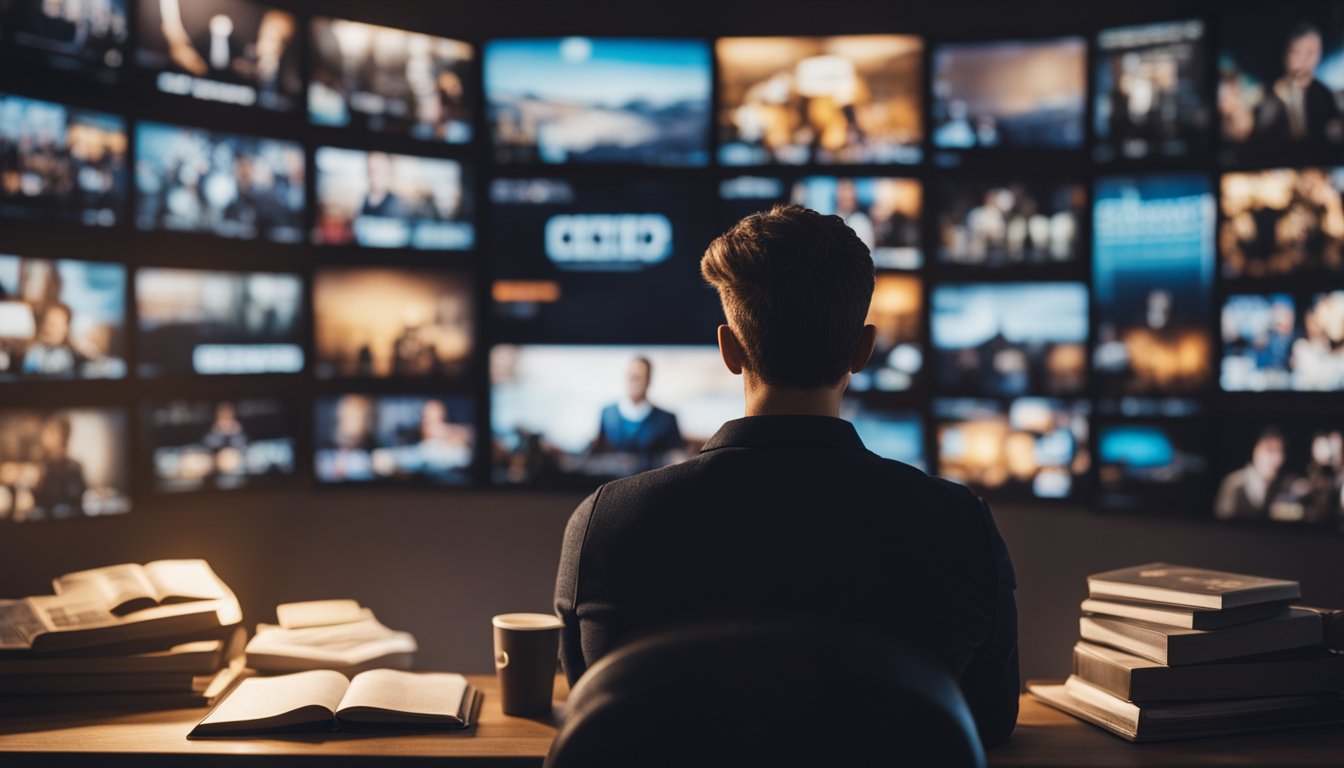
top-left (0, 599), bottom-right (55, 650)
top-left (143, 560), bottom-right (228, 603)
top-left (53, 564), bottom-right (158, 615)
top-left (248, 619), bottom-right (417, 663)
top-left (196, 670), bottom-right (349, 731)
top-left (337, 670), bottom-right (469, 722)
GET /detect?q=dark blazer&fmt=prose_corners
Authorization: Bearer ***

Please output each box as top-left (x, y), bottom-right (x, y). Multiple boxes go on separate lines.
top-left (555, 415), bottom-right (1020, 747)
top-left (594, 403), bottom-right (683, 455)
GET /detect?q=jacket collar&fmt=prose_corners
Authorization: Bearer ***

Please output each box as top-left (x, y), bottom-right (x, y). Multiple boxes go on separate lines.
top-left (700, 415), bottom-right (867, 453)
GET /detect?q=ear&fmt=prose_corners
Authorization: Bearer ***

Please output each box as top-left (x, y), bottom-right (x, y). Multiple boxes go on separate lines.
top-left (717, 324), bottom-right (744, 376)
top-left (850, 324), bottom-right (878, 374)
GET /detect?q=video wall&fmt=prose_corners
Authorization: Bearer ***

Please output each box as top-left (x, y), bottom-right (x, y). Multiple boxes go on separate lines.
top-left (2, 0), bottom-right (1342, 532)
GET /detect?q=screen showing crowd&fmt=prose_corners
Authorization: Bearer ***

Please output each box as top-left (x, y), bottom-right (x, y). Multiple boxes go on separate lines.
top-left (719, 175), bottom-right (922, 270)
top-left (0, 255), bottom-right (125, 381)
top-left (144, 397), bottom-right (295, 493)
top-left (0, 0), bottom-right (128, 79)
top-left (716, 35), bottom-right (922, 166)
top-left (0, 407), bottom-right (130, 522)
top-left (314, 267), bottom-right (473, 379)
top-left (1222, 292), bottom-right (1344, 392)
top-left (936, 179), bottom-right (1084, 267)
top-left (135, 267), bottom-right (304, 377)
top-left (0, 93), bottom-right (126, 226)
top-left (309, 18), bottom-right (474, 143)
top-left (1219, 167), bottom-right (1344, 278)
top-left (932, 37), bottom-right (1086, 149)
top-left (1094, 20), bottom-right (1210, 162)
top-left (485, 37), bottom-right (711, 166)
top-left (135, 0), bottom-right (300, 111)
top-left (315, 394), bottom-right (474, 485)
top-left (135, 121), bottom-right (304, 243)
top-left (314, 147), bottom-right (473, 250)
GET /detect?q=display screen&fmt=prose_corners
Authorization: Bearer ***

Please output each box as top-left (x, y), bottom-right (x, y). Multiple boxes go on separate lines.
top-left (1219, 167), bottom-right (1344, 278)
top-left (716, 35), bottom-right (923, 166)
top-left (0, 407), bottom-right (130, 522)
top-left (485, 37), bottom-right (711, 166)
top-left (490, 178), bottom-right (719, 344)
top-left (719, 175), bottom-right (922, 270)
top-left (135, 0), bottom-right (299, 111)
top-left (0, 93), bottom-right (126, 226)
top-left (309, 18), bottom-right (474, 143)
top-left (134, 121), bottom-right (304, 243)
top-left (931, 37), bottom-right (1086, 149)
top-left (313, 267), bottom-right (473, 379)
top-left (314, 394), bottom-right (474, 485)
top-left (936, 179), bottom-right (1084, 266)
top-left (1221, 292), bottom-right (1344, 391)
top-left (1093, 174), bottom-right (1216, 395)
top-left (491, 345), bottom-right (742, 485)
top-left (842, 400), bottom-right (925, 470)
top-left (0, 255), bottom-right (125, 381)
top-left (314, 147), bottom-right (473, 250)
top-left (935, 397), bottom-right (1090, 500)
top-left (1219, 1), bottom-right (1344, 158)
top-left (1097, 419), bottom-right (1210, 512)
top-left (931, 282), bottom-right (1089, 397)
top-left (1094, 20), bottom-right (1210, 162)
top-left (0, 0), bottom-right (128, 79)
top-left (1215, 415), bottom-right (1344, 527)
top-left (143, 397), bottom-right (295, 492)
top-left (135, 267), bottom-right (304, 377)
top-left (849, 274), bottom-right (923, 394)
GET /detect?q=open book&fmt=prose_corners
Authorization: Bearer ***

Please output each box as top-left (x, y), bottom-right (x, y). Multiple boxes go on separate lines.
top-left (54, 560), bottom-right (229, 616)
top-left (190, 670), bottom-right (479, 736)
top-left (1, 563), bottom-right (241, 655)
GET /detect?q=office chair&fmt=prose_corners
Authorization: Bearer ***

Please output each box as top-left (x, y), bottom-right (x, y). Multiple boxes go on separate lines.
top-left (545, 621), bottom-right (987, 768)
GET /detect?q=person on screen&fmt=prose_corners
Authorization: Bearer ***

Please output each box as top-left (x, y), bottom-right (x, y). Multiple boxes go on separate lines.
top-left (591, 357), bottom-right (683, 465)
top-left (360, 152), bottom-right (404, 219)
top-left (556, 205), bottom-right (1019, 748)
top-left (1253, 24), bottom-right (1344, 145)
top-left (1215, 428), bottom-right (1287, 520)
top-left (21, 303), bottom-right (82, 376)
top-left (32, 415), bottom-right (87, 519)
top-left (202, 401), bottom-right (248, 452)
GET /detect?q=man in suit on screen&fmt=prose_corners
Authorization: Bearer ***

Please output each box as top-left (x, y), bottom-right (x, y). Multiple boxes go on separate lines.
top-left (591, 356), bottom-right (683, 467)
top-left (555, 204), bottom-right (1019, 747)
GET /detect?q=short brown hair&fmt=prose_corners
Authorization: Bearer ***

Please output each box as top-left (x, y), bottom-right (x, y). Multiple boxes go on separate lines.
top-left (701, 205), bottom-right (875, 388)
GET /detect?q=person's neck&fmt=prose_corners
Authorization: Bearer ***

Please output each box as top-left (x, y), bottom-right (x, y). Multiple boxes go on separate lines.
top-left (742, 375), bottom-right (845, 418)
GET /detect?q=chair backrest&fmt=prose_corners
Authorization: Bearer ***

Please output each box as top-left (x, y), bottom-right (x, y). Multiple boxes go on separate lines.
top-left (545, 621), bottom-right (987, 768)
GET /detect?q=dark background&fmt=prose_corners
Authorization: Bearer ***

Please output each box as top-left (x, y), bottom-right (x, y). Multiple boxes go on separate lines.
top-left (2, 0), bottom-right (1341, 684)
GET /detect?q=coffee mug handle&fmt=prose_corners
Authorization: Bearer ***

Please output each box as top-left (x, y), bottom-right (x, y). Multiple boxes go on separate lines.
top-left (495, 650), bottom-right (510, 669)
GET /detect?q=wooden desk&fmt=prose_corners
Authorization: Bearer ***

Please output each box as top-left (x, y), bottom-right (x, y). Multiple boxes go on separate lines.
top-left (4, 686), bottom-right (1344, 767)
top-left (0, 674), bottom-right (563, 767)
top-left (993, 693), bottom-right (1344, 768)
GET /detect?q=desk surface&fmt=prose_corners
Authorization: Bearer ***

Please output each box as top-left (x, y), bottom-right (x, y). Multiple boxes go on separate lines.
top-left (3, 685), bottom-right (1344, 767)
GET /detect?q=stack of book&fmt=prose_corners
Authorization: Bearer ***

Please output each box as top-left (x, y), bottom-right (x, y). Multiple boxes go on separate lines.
top-left (244, 599), bottom-right (417, 676)
top-left (1030, 563), bottom-right (1344, 742)
top-left (0, 559), bottom-right (247, 714)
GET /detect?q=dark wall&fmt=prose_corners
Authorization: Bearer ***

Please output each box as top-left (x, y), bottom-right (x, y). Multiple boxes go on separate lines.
top-left (4, 0), bottom-right (1339, 684)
